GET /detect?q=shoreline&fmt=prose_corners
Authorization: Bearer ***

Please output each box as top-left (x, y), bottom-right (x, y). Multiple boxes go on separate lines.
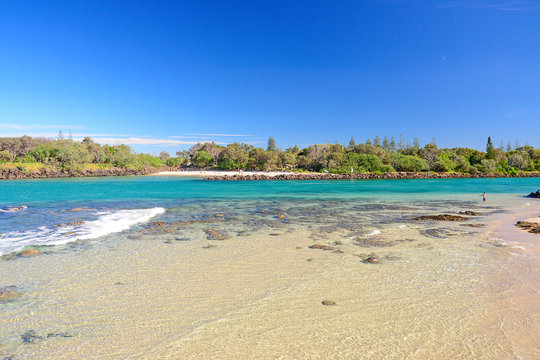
top-left (154, 170), bottom-right (540, 181)
top-left (483, 202), bottom-right (540, 357)
top-left (2, 168), bottom-right (540, 181)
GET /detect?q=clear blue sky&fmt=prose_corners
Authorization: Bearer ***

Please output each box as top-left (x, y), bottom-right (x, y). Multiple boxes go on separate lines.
top-left (1, 0), bottom-right (539, 154)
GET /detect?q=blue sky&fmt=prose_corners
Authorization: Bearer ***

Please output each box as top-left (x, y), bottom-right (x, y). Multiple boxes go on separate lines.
top-left (1, 0), bottom-right (539, 154)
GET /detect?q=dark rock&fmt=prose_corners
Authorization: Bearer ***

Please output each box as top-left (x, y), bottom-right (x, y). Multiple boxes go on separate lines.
top-left (202, 244), bottom-right (217, 249)
top-left (321, 299), bottom-right (337, 306)
top-left (461, 223), bottom-right (484, 228)
top-left (458, 211), bottom-right (483, 216)
top-left (56, 221), bottom-right (85, 227)
top-left (205, 229), bottom-right (229, 240)
top-left (113, 282), bottom-right (125, 285)
top-left (269, 233), bottom-right (281, 236)
top-left (527, 190), bottom-right (540, 198)
top-left (164, 239), bottom-right (173, 244)
top-left (414, 214), bottom-right (469, 221)
top-left (21, 330), bottom-right (42, 344)
top-left (151, 221), bottom-right (165, 227)
top-left (515, 221), bottom-right (540, 234)
top-left (46, 332), bottom-right (73, 338)
top-left (0, 286), bottom-right (23, 301)
top-left (362, 256), bottom-right (380, 264)
top-left (309, 244), bottom-right (334, 251)
top-left (333, 241), bottom-right (343, 246)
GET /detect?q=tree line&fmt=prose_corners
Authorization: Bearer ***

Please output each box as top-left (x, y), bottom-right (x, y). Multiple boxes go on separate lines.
top-left (0, 134), bottom-right (539, 174)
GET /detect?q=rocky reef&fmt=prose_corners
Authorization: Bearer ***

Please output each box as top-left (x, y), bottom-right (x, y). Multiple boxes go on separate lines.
top-left (205, 172), bottom-right (540, 181)
top-left (0, 166), bottom-right (176, 180)
top-left (527, 190), bottom-right (540, 198)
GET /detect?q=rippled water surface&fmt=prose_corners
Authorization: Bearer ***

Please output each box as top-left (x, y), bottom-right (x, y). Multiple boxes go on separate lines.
top-left (1, 176), bottom-right (539, 359)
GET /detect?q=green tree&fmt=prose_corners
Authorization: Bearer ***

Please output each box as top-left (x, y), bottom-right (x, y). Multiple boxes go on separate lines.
top-left (0, 150), bottom-right (12, 163)
top-left (267, 136), bottom-right (277, 152)
top-left (486, 137), bottom-right (495, 160)
top-left (194, 150), bottom-right (213, 168)
top-left (382, 136), bottom-right (390, 150)
top-left (374, 135), bottom-right (381, 147)
top-left (349, 137), bottom-right (356, 148)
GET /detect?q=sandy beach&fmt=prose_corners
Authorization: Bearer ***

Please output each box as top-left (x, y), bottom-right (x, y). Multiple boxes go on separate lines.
top-left (150, 170), bottom-right (297, 177)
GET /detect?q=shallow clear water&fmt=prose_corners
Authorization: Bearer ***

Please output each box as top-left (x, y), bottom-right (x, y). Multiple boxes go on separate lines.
top-left (0, 176), bottom-right (539, 359)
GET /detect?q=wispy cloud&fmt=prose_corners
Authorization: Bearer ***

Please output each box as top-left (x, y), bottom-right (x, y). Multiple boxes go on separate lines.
top-left (505, 110), bottom-right (532, 117)
top-left (0, 123), bottom-right (86, 130)
top-left (438, 0), bottom-right (540, 11)
top-left (84, 137), bottom-right (226, 146)
top-left (184, 133), bottom-right (252, 137)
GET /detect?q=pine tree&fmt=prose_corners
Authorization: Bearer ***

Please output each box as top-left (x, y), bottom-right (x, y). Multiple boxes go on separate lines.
top-left (398, 134), bottom-right (404, 150)
top-left (267, 136), bottom-right (276, 152)
top-left (366, 139), bottom-right (372, 145)
top-left (413, 137), bottom-right (420, 149)
top-left (486, 136), bottom-right (495, 159)
top-left (390, 137), bottom-right (396, 151)
top-left (349, 137), bottom-right (356, 148)
top-left (383, 136), bottom-right (390, 150)
top-left (506, 141), bottom-right (512, 152)
top-left (58, 130), bottom-right (64, 140)
top-left (498, 140), bottom-right (504, 150)
top-left (514, 139), bottom-right (520, 150)
top-left (374, 135), bottom-right (381, 147)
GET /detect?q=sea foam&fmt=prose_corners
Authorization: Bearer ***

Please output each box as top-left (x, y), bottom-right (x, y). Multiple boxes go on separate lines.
top-left (0, 207), bottom-right (165, 256)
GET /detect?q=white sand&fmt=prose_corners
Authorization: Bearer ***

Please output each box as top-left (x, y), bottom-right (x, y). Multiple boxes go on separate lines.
top-left (151, 170), bottom-right (297, 177)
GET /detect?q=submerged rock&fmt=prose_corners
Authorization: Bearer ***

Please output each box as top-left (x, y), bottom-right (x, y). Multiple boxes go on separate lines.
top-left (55, 221), bottom-right (85, 227)
top-left (202, 244), bottom-right (217, 249)
top-left (321, 299), bottom-right (337, 306)
top-left (354, 238), bottom-right (395, 247)
top-left (515, 221), bottom-right (540, 234)
top-left (309, 244), bottom-right (334, 251)
top-left (21, 330), bottom-right (43, 344)
top-left (414, 214), bottom-right (469, 221)
top-left (458, 211), bottom-right (483, 216)
top-left (362, 256), bottom-right (380, 264)
top-left (205, 229), bottom-right (230, 240)
top-left (0, 286), bottom-right (23, 301)
top-left (461, 223), bottom-right (484, 228)
top-left (20, 249), bottom-right (42, 257)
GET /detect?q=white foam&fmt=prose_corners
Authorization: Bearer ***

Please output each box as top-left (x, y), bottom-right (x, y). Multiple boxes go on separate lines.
top-left (0, 207), bottom-right (165, 256)
top-left (398, 225), bottom-right (406, 228)
top-left (366, 229), bottom-right (381, 237)
top-left (0, 205), bottom-right (27, 213)
top-left (512, 246), bottom-right (526, 250)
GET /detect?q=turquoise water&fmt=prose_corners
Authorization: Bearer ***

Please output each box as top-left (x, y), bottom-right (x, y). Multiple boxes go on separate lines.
top-left (1, 176), bottom-right (538, 204)
top-left (0, 176), bottom-right (538, 255)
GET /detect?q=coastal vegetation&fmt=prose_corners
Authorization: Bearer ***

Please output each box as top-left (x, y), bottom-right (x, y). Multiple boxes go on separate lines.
top-left (0, 135), bottom-right (539, 177)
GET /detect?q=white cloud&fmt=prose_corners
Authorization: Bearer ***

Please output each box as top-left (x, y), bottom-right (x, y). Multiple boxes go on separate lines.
top-left (0, 123), bottom-right (85, 130)
top-left (183, 133), bottom-right (252, 137)
top-left (85, 137), bottom-right (226, 146)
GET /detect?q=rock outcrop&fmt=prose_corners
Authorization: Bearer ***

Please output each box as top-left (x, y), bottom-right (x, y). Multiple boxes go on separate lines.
top-left (205, 172), bottom-right (540, 181)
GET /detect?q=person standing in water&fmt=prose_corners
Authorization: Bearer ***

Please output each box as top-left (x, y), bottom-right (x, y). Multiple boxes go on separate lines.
top-left (482, 192), bottom-right (487, 202)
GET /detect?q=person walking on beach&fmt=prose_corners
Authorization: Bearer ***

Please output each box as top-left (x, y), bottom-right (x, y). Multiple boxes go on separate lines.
top-left (482, 192), bottom-right (486, 202)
